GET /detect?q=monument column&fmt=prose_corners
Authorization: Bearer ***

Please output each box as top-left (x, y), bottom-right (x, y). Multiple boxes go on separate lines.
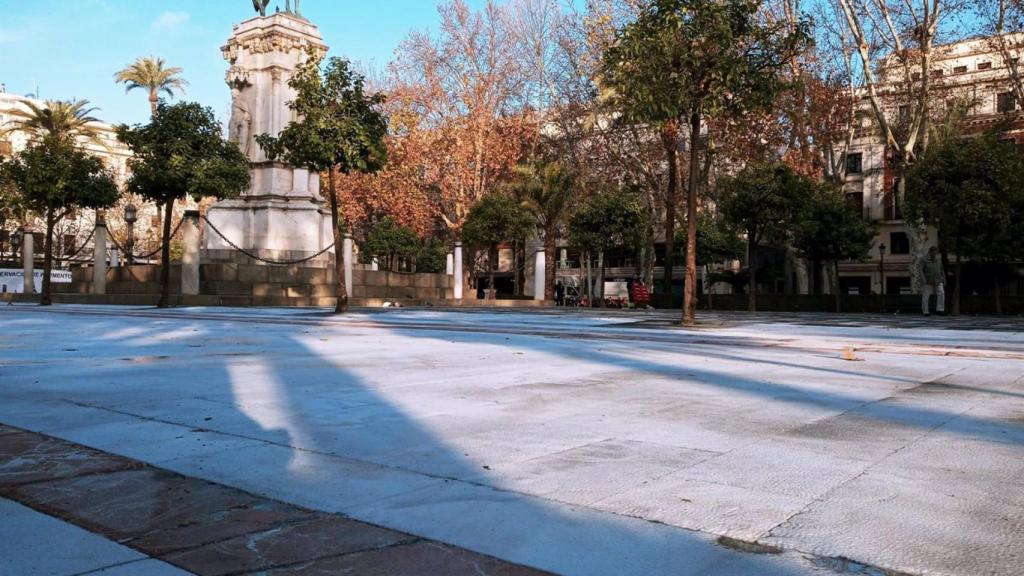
top-left (181, 211), bottom-right (201, 296)
top-left (92, 221), bottom-right (107, 295)
top-left (21, 229), bottom-right (34, 295)
top-left (453, 243), bottom-right (464, 300)
top-left (205, 11), bottom-right (331, 262)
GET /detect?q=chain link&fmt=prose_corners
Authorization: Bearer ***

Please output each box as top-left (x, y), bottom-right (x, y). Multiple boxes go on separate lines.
top-left (107, 218), bottom-right (185, 262)
top-left (202, 215), bottom-right (334, 266)
top-left (61, 227), bottom-right (96, 260)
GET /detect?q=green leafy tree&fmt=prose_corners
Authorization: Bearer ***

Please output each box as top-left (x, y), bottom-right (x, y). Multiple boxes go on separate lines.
top-left (676, 212), bottom-right (745, 268)
top-left (603, 0), bottom-right (810, 325)
top-left (0, 141), bottom-right (119, 305)
top-left (793, 187), bottom-right (876, 313)
top-left (462, 193), bottom-right (534, 295)
top-left (676, 212), bottom-right (744, 306)
top-left (114, 57), bottom-right (188, 116)
top-left (257, 54), bottom-right (388, 313)
top-left (569, 189), bottom-right (649, 306)
top-left (505, 161), bottom-right (578, 300)
top-left (362, 217), bottom-right (421, 272)
top-left (118, 102), bottom-right (250, 308)
top-left (719, 163), bottom-right (812, 312)
top-left (416, 239), bottom-right (449, 274)
top-left (905, 130), bottom-right (1024, 315)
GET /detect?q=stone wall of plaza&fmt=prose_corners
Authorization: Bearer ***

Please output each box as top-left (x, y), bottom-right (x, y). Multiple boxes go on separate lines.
top-left (838, 34), bottom-right (1024, 296)
top-left (50, 261), bottom-right (459, 307)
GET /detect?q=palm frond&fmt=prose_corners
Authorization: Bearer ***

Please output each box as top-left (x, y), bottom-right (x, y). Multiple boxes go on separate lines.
top-left (114, 56), bottom-right (188, 100)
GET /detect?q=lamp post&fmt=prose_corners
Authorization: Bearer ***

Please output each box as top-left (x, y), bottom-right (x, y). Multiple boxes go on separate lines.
top-left (10, 230), bottom-right (21, 267)
top-left (878, 242), bottom-right (887, 313)
top-left (124, 204), bottom-right (137, 266)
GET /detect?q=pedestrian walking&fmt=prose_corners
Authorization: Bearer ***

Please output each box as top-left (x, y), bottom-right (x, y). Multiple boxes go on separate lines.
top-left (918, 246), bottom-right (945, 316)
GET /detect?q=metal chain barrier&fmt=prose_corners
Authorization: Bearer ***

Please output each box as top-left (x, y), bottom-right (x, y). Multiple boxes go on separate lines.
top-left (61, 227), bottom-right (96, 260)
top-left (202, 215), bottom-right (334, 266)
top-left (107, 218), bottom-right (185, 262)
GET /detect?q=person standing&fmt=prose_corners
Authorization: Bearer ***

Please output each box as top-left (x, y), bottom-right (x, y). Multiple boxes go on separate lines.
top-left (918, 246), bottom-right (945, 316)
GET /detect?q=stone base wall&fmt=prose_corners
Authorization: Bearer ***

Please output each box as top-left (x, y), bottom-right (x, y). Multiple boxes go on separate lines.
top-left (53, 262), bottom-right (464, 307)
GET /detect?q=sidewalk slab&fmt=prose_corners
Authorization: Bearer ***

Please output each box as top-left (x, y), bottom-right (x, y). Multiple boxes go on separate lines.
top-left (0, 498), bottom-right (192, 576)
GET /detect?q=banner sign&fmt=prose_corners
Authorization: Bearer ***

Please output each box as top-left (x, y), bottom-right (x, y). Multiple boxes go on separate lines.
top-left (0, 269), bottom-right (72, 294)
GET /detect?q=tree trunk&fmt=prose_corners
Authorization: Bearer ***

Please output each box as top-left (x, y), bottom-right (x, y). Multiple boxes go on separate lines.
top-left (662, 122), bottom-right (679, 297)
top-left (833, 261), bottom-right (842, 313)
top-left (40, 210), bottom-right (55, 306)
top-left (544, 226), bottom-right (556, 300)
top-left (327, 167), bottom-right (348, 313)
top-left (157, 200), bottom-right (174, 308)
top-left (953, 251), bottom-right (962, 316)
top-left (682, 112), bottom-right (700, 326)
top-left (584, 250), bottom-right (592, 307)
top-left (994, 270), bottom-right (1003, 316)
top-left (705, 264), bottom-right (713, 311)
top-left (597, 251), bottom-right (606, 308)
top-left (747, 234), bottom-right (757, 313)
top-left (488, 243), bottom-right (496, 297)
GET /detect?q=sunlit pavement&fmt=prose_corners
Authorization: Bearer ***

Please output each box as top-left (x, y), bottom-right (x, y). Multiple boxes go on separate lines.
top-left (2, 305), bottom-right (1023, 575)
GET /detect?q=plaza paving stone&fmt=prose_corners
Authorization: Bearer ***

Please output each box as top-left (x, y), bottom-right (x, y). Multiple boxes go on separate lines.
top-left (0, 425), bottom-right (549, 576)
top-left (2, 305), bottom-right (1023, 575)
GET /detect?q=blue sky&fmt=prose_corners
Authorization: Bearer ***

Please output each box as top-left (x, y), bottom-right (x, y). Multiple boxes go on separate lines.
top-left (0, 0), bottom-right (490, 126)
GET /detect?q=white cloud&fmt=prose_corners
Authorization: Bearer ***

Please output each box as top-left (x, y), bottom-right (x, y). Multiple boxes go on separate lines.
top-left (151, 11), bottom-right (190, 31)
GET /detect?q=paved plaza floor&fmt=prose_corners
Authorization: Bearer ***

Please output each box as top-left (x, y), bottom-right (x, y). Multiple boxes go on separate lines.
top-left (1, 305), bottom-right (1022, 575)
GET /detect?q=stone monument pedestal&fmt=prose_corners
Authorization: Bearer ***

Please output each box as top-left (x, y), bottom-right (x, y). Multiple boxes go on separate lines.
top-left (204, 12), bottom-right (333, 262)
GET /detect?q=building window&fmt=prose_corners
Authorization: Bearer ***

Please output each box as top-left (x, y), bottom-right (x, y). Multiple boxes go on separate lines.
top-left (978, 61), bottom-right (993, 70)
top-left (912, 72), bottom-right (921, 81)
top-left (954, 65), bottom-right (968, 74)
top-left (898, 104), bottom-right (911, 119)
top-left (889, 232), bottom-right (910, 255)
top-left (845, 192), bottom-right (864, 216)
top-left (997, 91), bottom-right (1017, 113)
top-left (931, 69), bottom-right (944, 78)
top-left (62, 235), bottom-right (77, 256)
top-left (845, 152), bottom-right (863, 174)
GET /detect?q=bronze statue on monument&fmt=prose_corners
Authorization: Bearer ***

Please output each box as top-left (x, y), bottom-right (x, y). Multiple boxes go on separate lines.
top-left (252, 0), bottom-right (301, 17)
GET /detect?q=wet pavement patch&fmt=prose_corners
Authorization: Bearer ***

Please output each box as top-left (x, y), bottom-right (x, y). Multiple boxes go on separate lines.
top-left (716, 536), bottom-right (783, 555)
top-left (810, 555), bottom-right (916, 576)
top-left (0, 425), bottom-right (551, 576)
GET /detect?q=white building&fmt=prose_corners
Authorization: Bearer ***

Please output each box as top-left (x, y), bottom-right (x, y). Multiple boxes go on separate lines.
top-left (838, 35), bottom-right (1024, 296)
top-left (0, 89), bottom-right (167, 265)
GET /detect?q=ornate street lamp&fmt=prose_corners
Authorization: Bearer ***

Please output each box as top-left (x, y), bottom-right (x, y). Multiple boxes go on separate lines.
top-left (878, 242), bottom-right (887, 313)
top-left (124, 204), bottom-right (137, 266)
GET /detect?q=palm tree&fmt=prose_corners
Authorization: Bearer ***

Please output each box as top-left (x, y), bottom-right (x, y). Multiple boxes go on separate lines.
top-left (114, 57), bottom-right (188, 116)
top-left (115, 57), bottom-right (187, 257)
top-left (2, 100), bottom-right (105, 148)
top-left (507, 161), bottom-right (578, 301)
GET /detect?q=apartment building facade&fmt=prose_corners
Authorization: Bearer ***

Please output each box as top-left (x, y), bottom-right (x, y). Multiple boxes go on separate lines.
top-left (839, 35), bottom-right (1024, 297)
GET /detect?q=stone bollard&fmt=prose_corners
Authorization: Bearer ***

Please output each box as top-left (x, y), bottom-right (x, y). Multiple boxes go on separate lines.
top-left (22, 229), bottom-right (35, 294)
top-left (453, 242), bottom-right (463, 300)
top-left (93, 223), bottom-right (107, 295)
top-left (181, 210), bottom-right (201, 296)
top-left (343, 233), bottom-right (353, 295)
top-left (534, 247), bottom-right (545, 301)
